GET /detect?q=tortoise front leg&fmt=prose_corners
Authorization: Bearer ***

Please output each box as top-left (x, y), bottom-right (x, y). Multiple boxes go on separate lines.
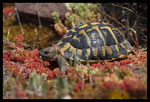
top-left (57, 55), bottom-right (70, 72)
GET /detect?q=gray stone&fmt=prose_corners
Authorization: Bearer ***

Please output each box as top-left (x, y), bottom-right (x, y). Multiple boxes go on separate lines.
top-left (15, 3), bottom-right (67, 27)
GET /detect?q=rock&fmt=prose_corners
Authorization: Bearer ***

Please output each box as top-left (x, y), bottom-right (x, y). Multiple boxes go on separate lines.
top-left (15, 3), bottom-right (67, 27)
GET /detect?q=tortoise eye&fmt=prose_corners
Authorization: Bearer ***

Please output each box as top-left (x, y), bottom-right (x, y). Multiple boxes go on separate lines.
top-left (44, 51), bottom-right (49, 55)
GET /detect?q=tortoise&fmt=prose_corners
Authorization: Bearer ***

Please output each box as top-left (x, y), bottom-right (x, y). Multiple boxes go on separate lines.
top-left (39, 21), bottom-right (133, 71)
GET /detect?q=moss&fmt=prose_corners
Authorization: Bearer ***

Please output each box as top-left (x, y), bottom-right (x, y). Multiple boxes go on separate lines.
top-left (3, 16), bottom-right (59, 50)
top-left (107, 89), bottom-right (130, 99)
top-left (72, 83), bottom-right (103, 99)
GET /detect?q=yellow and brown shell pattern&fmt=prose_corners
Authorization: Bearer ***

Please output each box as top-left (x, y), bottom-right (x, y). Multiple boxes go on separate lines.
top-left (56, 22), bottom-right (132, 62)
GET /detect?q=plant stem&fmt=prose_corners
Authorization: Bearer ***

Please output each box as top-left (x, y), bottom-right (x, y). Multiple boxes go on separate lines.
top-left (14, 7), bottom-right (25, 35)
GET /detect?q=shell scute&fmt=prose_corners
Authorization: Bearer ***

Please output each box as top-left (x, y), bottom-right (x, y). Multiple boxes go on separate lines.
top-left (56, 22), bottom-right (132, 61)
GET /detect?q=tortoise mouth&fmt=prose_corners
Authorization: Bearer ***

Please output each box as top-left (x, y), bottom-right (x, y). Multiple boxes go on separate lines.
top-left (39, 55), bottom-right (50, 61)
top-left (39, 54), bottom-right (57, 61)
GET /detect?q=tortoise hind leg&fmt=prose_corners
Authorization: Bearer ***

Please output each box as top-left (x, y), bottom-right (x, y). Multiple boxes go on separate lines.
top-left (57, 55), bottom-right (70, 72)
top-left (130, 50), bottom-right (136, 55)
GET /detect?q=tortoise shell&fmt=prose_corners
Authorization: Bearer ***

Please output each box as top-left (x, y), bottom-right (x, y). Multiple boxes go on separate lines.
top-left (56, 22), bottom-right (132, 62)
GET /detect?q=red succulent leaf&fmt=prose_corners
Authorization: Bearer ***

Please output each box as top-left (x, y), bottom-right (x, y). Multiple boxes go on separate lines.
top-left (9, 44), bottom-right (17, 49)
top-left (123, 77), bottom-right (147, 93)
top-left (104, 61), bottom-right (114, 69)
top-left (119, 59), bottom-right (132, 65)
top-left (3, 8), bottom-right (14, 17)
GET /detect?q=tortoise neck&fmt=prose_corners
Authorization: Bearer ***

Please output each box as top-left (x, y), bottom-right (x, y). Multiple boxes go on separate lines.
top-left (53, 45), bottom-right (59, 59)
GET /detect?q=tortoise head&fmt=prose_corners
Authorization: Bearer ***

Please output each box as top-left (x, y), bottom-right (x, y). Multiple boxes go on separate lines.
top-left (39, 45), bottom-right (58, 61)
